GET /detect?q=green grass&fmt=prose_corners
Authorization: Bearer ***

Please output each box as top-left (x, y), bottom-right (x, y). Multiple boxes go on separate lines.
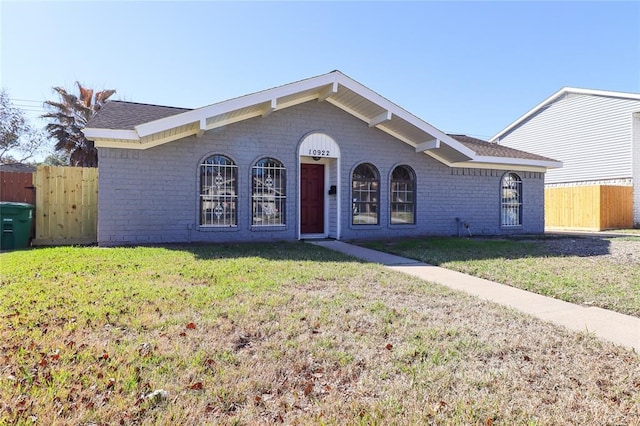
top-left (361, 236), bottom-right (640, 317)
top-left (1, 243), bottom-right (639, 425)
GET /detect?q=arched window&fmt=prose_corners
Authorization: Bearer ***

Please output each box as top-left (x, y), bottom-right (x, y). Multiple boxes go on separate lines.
top-left (352, 163), bottom-right (379, 225)
top-left (390, 165), bottom-right (415, 224)
top-left (501, 173), bottom-right (522, 227)
top-left (252, 158), bottom-right (286, 226)
top-left (200, 155), bottom-right (237, 226)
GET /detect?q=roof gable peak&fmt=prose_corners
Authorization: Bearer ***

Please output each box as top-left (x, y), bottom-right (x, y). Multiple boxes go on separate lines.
top-left (84, 72), bottom-right (559, 171)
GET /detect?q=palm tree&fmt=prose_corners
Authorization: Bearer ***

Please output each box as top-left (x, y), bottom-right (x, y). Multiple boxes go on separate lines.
top-left (42, 82), bottom-right (115, 167)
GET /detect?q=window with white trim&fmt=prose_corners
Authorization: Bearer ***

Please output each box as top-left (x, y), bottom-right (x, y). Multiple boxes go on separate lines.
top-left (200, 155), bottom-right (237, 226)
top-left (501, 172), bottom-right (522, 227)
top-left (252, 158), bottom-right (286, 226)
top-left (352, 163), bottom-right (379, 225)
top-left (390, 165), bottom-right (415, 224)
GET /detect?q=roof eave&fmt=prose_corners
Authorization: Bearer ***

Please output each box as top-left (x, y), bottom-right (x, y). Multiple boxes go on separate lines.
top-left (84, 71), bottom-right (551, 168)
top-left (83, 128), bottom-right (140, 141)
top-left (470, 156), bottom-right (563, 170)
top-left (426, 151), bottom-right (560, 171)
top-left (134, 73), bottom-right (340, 138)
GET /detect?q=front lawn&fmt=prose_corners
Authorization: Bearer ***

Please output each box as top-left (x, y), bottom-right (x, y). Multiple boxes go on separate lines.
top-left (1, 243), bottom-right (639, 424)
top-left (361, 236), bottom-right (640, 317)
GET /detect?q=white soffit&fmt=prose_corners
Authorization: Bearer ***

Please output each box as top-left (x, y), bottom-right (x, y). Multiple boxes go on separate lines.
top-left (86, 71), bottom-right (534, 166)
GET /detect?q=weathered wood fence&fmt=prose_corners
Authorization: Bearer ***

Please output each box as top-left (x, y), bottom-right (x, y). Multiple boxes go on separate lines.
top-left (1, 169), bottom-right (37, 242)
top-left (0, 170), bottom-right (36, 204)
top-left (545, 185), bottom-right (633, 230)
top-left (32, 166), bottom-right (98, 245)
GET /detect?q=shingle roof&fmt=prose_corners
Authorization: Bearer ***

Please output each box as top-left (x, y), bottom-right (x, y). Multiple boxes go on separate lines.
top-left (83, 81), bottom-right (561, 169)
top-left (448, 134), bottom-right (559, 162)
top-left (87, 101), bottom-right (191, 130)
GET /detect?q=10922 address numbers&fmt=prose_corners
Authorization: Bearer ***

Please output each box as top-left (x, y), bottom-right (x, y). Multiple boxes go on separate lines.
top-left (308, 149), bottom-right (330, 157)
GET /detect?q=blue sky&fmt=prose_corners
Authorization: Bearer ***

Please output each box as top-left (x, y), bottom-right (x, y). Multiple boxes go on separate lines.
top-left (2, 1), bottom-right (639, 143)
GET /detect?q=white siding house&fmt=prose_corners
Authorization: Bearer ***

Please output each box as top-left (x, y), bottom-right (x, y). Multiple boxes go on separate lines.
top-left (492, 88), bottom-right (640, 228)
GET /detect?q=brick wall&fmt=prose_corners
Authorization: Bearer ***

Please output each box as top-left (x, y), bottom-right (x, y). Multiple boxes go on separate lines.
top-left (97, 100), bottom-right (545, 245)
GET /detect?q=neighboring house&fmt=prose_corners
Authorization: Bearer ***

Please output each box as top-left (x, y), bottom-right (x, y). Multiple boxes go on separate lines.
top-left (83, 71), bottom-right (560, 246)
top-left (0, 163), bottom-right (36, 173)
top-left (491, 88), bottom-right (640, 230)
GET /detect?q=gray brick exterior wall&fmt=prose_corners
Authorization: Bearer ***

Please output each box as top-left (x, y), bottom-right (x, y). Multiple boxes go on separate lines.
top-left (97, 100), bottom-right (545, 245)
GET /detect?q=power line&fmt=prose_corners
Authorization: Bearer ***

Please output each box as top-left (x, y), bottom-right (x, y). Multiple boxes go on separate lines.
top-left (15, 108), bottom-right (46, 111)
top-left (10, 98), bottom-right (44, 104)
top-left (6, 98), bottom-right (48, 115)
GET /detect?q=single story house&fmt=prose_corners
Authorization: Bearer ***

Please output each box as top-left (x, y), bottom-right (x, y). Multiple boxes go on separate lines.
top-left (84, 71), bottom-right (560, 245)
top-left (491, 87), bottom-right (640, 230)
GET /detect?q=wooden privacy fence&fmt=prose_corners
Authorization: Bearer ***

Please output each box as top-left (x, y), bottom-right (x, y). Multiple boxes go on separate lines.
top-left (32, 166), bottom-right (98, 245)
top-left (545, 185), bottom-right (633, 231)
top-left (0, 171), bottom-right (36, 204)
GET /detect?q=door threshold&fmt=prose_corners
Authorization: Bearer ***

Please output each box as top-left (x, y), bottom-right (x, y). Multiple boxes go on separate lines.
top-left (300, 234), bottom-right (329, 240)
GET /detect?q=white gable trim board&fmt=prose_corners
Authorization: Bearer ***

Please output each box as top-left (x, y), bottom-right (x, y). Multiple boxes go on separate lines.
top-left (85, 71), bottom-right (559, 172)
top-left (87, 72), bottom-right (557, 245)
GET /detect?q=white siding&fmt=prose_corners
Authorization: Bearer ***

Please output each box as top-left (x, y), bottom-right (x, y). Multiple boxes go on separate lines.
top-left (497, 93), bottom-right (640, 185)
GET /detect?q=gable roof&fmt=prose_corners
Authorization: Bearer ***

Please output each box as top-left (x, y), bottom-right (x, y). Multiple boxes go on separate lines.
top-left (490, 87), bottom-right (640, 143)
top-left (88, 101), bottom-right (192, 130)
top-left (84, 70), bottom-right (560, 171)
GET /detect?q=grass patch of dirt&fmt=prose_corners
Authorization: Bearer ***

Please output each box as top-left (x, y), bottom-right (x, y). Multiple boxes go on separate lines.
top-left (1, 243), bottom-right (639, 424)
top-left (362, 235), bottom-right (640, 317)
top-left (602, 229), bottom-right (640, 235)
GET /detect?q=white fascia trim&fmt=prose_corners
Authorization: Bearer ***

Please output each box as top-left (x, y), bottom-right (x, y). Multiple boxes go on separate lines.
top-left (135, 73), bottom-right (340, 137)
top-left (334, 73), bottom-right (476, 159)
top-left (490, 87), bottom-right (640, 143)
top-left (563, 87), bottom-right (640, 101)
top-left (451, 161), bottom-right (550, 172)
top-left (93, 139), bottom-right (146, 149)
top-left (471, 155), bottom-right (563, 169)
top-left (424, 151), bottom-right (561, 171)
top-left (83, 128), bottom-right (140, 141)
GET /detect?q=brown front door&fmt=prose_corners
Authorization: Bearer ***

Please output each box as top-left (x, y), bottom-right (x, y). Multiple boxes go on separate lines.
top-left (301, 163), bottom-right (324, 234)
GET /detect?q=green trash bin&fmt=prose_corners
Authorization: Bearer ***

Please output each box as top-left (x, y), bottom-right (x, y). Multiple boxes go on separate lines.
top-left (0, 202), bottom-right (35, 250)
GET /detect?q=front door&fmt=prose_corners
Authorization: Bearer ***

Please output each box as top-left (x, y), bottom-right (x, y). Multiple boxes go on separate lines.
top-left (301, 163), bottom-right (324, 234)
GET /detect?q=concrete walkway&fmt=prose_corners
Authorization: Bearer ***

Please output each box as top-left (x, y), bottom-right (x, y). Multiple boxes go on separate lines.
top-left (310, 240), bottom-right (640, 353)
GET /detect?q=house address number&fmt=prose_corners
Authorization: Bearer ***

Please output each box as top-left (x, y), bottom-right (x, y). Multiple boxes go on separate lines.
top-left (308, 149), bottom-right (330, 157)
